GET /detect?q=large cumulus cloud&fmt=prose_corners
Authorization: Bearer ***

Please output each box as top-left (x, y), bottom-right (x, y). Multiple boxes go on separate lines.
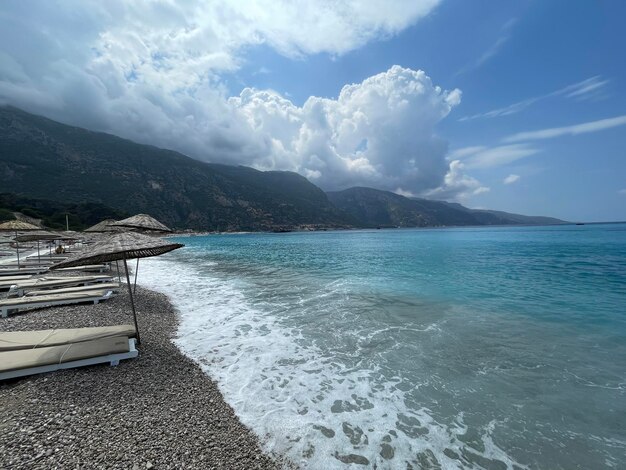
top-left (230, 66), bottom-right (462, 193)
top-left (0, 0), bottom-right (483, 199)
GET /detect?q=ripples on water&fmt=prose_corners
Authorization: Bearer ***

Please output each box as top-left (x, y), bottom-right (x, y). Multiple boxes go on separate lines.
top-left (139, 224), bottom-right (626, 469)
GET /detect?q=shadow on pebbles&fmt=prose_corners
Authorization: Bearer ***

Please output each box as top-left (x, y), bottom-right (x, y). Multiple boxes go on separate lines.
top-left (0, 286), bottom-right (287, 469)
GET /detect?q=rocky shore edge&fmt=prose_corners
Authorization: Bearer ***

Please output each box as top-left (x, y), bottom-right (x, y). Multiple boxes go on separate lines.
top-left (0, 285), bottom-right (286, 469)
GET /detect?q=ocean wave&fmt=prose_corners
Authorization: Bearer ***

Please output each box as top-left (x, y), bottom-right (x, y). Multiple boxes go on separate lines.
top-left (137, 253), bottom-right (528, 469)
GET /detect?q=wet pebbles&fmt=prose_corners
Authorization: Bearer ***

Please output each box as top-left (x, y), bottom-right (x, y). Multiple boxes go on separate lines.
top-left (0, 286), bottom-right (285, 469)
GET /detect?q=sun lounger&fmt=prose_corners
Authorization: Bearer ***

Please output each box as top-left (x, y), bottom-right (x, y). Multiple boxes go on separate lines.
top-left (0, 324), bottom-right (136, 351)
top-left (0, 290), bottom-right (113, 317)
top-left (25, 282), bottom-right (121, 297)
top-left (55, 264), bottom-right (109, 273)
top-left (0, 267), bottom-right (49, 277)
top-left (0, 336), bottom-right (137, 380)
top-left (4, 275), bottom-right (114, 296)
top-left (0, 275), bottom-right (34, 283)
top-left (0, 276), bottom-right (74, 290)
top-left (1, 261), bottom-right (56, 267)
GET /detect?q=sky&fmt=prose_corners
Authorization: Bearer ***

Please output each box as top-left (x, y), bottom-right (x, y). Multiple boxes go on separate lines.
top-left (0, 0), bottom-right (625, 222)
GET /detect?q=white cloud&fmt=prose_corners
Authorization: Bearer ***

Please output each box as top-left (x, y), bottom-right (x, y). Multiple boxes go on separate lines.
top-left (459, 76), bottom-right (610, 121)
top-left (503, 174), bottom-right (520, 184)
top-left (453, 144), bottom-right (539, 169)
top-left (504, 115), bottom-right (626, 143)
top-left (0, 0), bottom-right (441, 98)
top-left (448, 146), bottom-right (487, 159)
top-left (458, 97), bottom-right (539, 122)
top-left (395, 188), bottom-right (416, 198)
top-left (0, 1), bottom-right (489, 198)
top-left (456, 18), bottom-right (516, 76)
top-left (619, 189), bottom-right (626, 195)
top-left (422, 160), bottom-right (490, 201)
top-left (561, 76), bottom-right (610, 101)
top-left (229, 66), bottom-right (462, 192)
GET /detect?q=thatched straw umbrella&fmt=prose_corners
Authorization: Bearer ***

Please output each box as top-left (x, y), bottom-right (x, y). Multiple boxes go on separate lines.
top-left (51, 232), bottom-right (184, 344)
top-left (14, 230), bottom-right (63, 263)
top-left (0, 220), bottom-right (41, 265)
top-left (0, 235), bottom-right (12, 256)
top-left (84, 220), bottom-right (124, 277)
top-left (110, 214), bottom-right (173, 292)
top-left (84, 219), bottom-right (120, 233)
top-left (110, 214), bottom-right (172, 233)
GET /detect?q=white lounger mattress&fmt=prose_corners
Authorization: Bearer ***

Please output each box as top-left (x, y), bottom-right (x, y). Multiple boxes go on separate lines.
top-left (0, 290), bottom-right (112, 307)
top-left (0, 290), bottom-right (112, 317)
top-left (0, 325), bottom-right (136, 351)
top-left (0, 336), bottom-right (131, 373)
top-left (25, 282), bottom-right (121, 297)
top-left (55, 265), bottom-right (108, 272)
top-left (0, 267), bottom-right (49, 276)
top-left (1, 275), bottom-right (114, 293)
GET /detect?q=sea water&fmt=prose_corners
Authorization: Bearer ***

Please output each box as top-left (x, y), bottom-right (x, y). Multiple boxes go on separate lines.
top-left (138, 224), bottom-right (626, 469)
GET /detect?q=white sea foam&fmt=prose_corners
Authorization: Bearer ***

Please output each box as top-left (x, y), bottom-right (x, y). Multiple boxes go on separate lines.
top-left (138, 254), bottom-right (527, 469)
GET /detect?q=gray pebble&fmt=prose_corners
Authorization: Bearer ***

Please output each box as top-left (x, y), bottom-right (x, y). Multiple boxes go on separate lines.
top-left (1, 285), bottom-right (293, 469)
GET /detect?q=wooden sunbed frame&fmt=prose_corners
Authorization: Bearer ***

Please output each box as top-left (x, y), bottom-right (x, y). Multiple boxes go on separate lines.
top-left (0, 267), bottom-right (49, 276)
top-left (0, 290), bottom-right (113, 317)
top-left (5, 275), bottom-right (115, 296)
top-left (0, 338), bottom-right (137, 381)
top-left (0, 275), bottom-right (34, 283)
top-left (25, 282), bottom-right (121, 297)
top-left (55, 264), bottom-right (109, 273)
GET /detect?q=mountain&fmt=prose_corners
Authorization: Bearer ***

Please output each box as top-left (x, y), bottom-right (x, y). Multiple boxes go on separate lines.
top-left (0, 106), bottom-right (565, 231)
top-left (0, 193), bottom-right (128, 231)
top-left (327, 187), bottom-right (566, 227)
top-left (0, 106), bottom-right (348, 231)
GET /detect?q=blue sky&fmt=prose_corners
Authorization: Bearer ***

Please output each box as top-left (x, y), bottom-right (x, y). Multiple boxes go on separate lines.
top-left (0, 0), bottom-right (624, 221)
top-left (231, 0), bottom-right (626, 221)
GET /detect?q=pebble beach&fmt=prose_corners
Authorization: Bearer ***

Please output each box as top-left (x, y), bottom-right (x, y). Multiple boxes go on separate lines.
top-left (0, 283), bottom-right (284, 469)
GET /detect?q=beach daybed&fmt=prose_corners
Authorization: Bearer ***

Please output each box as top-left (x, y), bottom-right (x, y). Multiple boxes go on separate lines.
top-left (55, 264), bottom-right (109, 273)
top-left (24, 282), bottom-right (121, 297)
top-left (0, 267), bottom-right (49, 277)
top-left (0, 290), bottom-right (113, 317)
top-left (1, 260), bottom-right (56, 267)
top-left (4, 274), bottom-right (114, 296)
top-left (0, 326), bottom-right (137, 380)
top-left (0, 275), bottom-right (34, 283)
top-left (0, 324), bottom-right (136, 351)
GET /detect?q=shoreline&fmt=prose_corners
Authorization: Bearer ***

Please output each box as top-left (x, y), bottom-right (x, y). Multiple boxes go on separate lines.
top-left (168, 221), bottom-right (596, 239)
top-left (0, 283), bottom-right (286, 469)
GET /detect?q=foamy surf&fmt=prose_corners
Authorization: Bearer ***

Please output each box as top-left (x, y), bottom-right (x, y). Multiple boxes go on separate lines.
top-left (137, 253), bottom-right (528, 469)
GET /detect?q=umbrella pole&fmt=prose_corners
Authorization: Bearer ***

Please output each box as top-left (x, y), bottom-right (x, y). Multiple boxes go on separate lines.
top-left (133, 258), bottom-right (139, 293)
top-left (15, 230), bottom-right (20, 266)
top-left (115, 260), bottom-right (121, 282)
top-left (123, 256), bottom-right (141, 345)
top-left (37, 240), bottom-right (41, 263)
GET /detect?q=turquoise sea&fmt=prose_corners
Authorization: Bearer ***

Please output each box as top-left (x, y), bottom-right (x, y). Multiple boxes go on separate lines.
top-left (140, 224), bottom-right (626, 469)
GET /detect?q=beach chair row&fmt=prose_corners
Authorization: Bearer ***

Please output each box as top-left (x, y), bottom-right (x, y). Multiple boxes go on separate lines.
top-left (0, 325), bottom-right (137, 381)
top-left (0, 271), bottom-right (133, 380)
top-left (0, 275), bottom-right (119, 317)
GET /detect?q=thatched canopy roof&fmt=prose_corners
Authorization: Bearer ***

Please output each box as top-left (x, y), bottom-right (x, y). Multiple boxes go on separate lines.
top-left (0, 220), bottom-right (40, 231)
top-left (110, 214), bottom-right (172, 232)
top-left (14, 231), bottom-right (63, 242)
top-left (55, 231), bottom-right (81, 240)
top-left (84, 219), bottom-right (119, 233)
top-left (51, 232), bottom-right (183, 268)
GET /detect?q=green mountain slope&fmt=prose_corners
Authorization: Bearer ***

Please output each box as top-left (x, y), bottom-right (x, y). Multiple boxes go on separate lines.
top-left (327, 187), bottom-right (566, 227)
top-left (1, 106), bottom-right (565, 230)
top-left (0, 193), bottom-right (127, 230)
top-left (0, 106), bottom-right (348, 230)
